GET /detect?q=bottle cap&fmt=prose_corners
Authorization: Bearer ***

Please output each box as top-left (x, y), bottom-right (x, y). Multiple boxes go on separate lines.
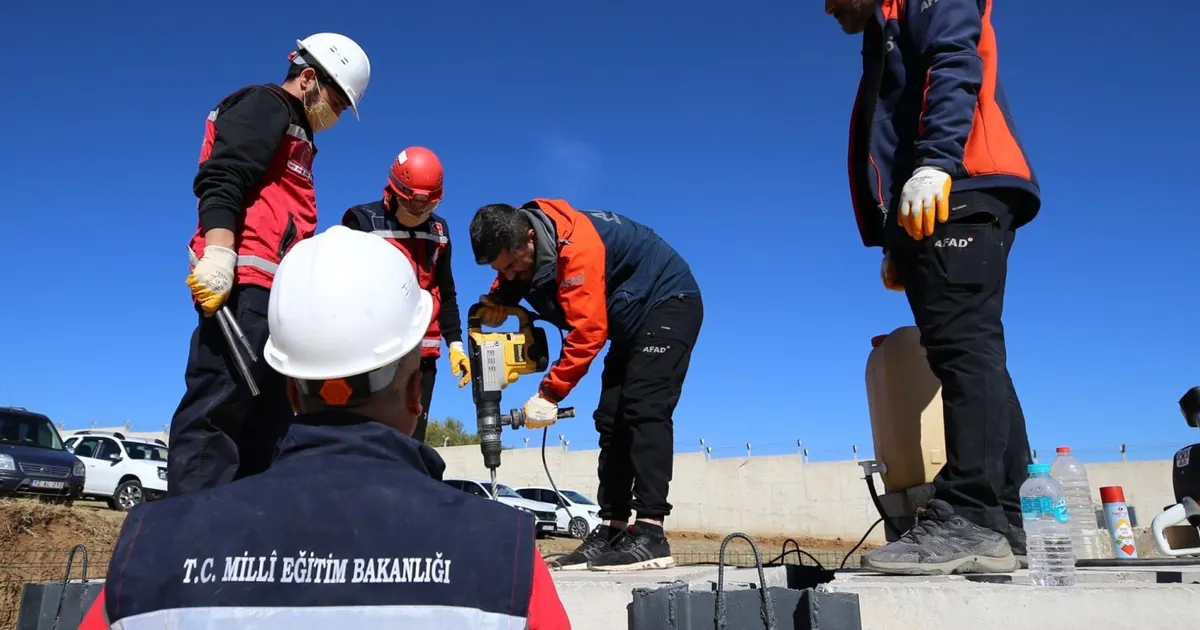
top-left (1056, 446), bottom-right (1071, 455)
top-left (1028, 463), bottom-right (1050, 475)
top-left (1100, 486), bottom-right (1126, 504)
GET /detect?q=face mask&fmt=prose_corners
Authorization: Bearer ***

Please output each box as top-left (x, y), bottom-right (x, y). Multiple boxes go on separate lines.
top-left (395, 210), bottom-right (428, 228)
top-left (390, 193), bottom-right (439, 227)
top-left (303, 79), bottom-right (340, 133)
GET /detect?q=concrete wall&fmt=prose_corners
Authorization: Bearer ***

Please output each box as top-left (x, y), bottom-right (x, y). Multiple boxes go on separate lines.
top-left (69, 424), bottom-right (1176, 543)
top-left (437, 444), bottom-right (1176, 543)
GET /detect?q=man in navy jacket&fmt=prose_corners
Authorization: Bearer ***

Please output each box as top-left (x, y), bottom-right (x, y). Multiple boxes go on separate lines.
top-left (828, 0), bottom-right (1040, 575)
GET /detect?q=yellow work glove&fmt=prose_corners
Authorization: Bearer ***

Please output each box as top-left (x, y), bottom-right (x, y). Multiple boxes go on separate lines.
top-left (448, 341), bottom-right (471, 388)
top-left (475, 295), bottom-right (508, 327)
top-left (880, 253), bottom-right (903, 292)
top-left (522, 393), bottom-right (559, 430)
top-left (186, 245), bottom-right (238, 317)
top-left (898, 166), bottom-right (952, 240)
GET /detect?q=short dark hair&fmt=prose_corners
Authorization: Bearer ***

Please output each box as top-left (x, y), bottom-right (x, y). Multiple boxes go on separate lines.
top-left (285, 61), bottom-right (306, 82)
top-left (470, 204), bottom-right (531, 265)
top-left (284, 56), bottom-right (336, 88)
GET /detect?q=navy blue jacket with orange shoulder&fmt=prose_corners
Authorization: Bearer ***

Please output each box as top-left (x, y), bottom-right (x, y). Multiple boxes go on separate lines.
top-left (488, 198), bottom-right (699, 403)
top-left (848, 0), bottom-right (1041, 248)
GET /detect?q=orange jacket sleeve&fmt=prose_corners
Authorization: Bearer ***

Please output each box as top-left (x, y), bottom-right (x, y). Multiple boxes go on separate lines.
top-left (527, 549), bottom-right (571, 629)
top-left (78, 586), bottom-right (109, 630)
top-left (538, 227), bottom-right (608, 403)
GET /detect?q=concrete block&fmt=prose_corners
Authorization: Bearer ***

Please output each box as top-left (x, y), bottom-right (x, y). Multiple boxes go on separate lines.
top-left (824, 566), bottom-right (1200, 630)
top-left (553, 564), bottom-right (1200, 630)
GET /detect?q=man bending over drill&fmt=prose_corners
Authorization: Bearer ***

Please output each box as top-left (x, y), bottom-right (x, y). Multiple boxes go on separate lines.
top-left (79, 226), bottom-right (570, 629)
top-left (469, 199), bottom-right (703, 572)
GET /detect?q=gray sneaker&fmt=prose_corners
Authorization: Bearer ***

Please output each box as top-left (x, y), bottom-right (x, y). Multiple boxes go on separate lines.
top-left (860, 499), bottom-right (1019, 575)
top-left (1006, 524), bottom-right (1028, 569)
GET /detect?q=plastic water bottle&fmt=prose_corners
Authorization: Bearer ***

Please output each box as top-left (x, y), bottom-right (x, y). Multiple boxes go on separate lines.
top-left (1050, 446), bottom-right (1101, 559)
top-left (1020, 463), bottom-right (1077, 586)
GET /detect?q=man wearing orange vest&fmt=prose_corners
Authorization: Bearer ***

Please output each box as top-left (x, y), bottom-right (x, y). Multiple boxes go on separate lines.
top-left (342, 147), bottom-right (470, 444)
top-left (168, 33), bottom-right (372, 497)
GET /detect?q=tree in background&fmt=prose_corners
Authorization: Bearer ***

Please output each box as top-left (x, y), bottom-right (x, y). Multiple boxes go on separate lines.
top-left (425, 418), bottom-right (480, 447)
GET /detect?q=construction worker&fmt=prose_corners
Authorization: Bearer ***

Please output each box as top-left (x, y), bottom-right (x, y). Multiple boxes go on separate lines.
top-left (827, 0), bottom-right (1039, 574)
top-left (469, 199), bottom-right (703, 572)
top-left (167, 33), bottom-right (372, 497)
top-left (78, 226), bottom-right (572, 629)
top-left (342, 147), bottom-right (468, 444)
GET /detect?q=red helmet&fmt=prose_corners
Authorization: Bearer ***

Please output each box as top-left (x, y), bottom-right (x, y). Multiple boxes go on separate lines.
top-left (386, 147), bottom-right (444, 217)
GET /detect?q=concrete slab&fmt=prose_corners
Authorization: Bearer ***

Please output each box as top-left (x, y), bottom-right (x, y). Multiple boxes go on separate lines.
top-left (552, 564), bottom-right (1200, 630)
top-left (824, 565), bottom-right (1200, 630)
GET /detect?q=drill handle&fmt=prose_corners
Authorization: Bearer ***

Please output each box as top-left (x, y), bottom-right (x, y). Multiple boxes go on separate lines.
top-left (557, 407), bottom-right (576, 419)
top-left (466, 301), bottom-right (534, 329)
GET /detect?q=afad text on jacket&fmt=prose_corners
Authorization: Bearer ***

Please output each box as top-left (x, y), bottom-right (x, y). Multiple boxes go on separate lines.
top-left (187, 84), bottom-right (318, 289)
top-left (343, 202), bottom-right (452, 358)
top-left (847, 0), bottom-right (1041, 248)
top-left (488, 198), bottom-right (700, 404)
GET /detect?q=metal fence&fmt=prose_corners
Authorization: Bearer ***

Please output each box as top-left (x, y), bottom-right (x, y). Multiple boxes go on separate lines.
top-left (0, 547), bottom-right (110, 628)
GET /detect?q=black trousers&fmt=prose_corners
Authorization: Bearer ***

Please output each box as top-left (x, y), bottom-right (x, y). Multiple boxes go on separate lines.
top-left (167, 286), bottom-right (294, 497)
top-left (887, 189), bottom-right (1033, 534)
top-left (594, 294), bottom-right (703, 522)
top-left (411, 357), bottom-right (437, 444)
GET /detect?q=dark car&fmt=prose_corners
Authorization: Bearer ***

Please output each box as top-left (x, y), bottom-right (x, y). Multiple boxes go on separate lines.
top-left (0, 407), bottom-right (85, 504)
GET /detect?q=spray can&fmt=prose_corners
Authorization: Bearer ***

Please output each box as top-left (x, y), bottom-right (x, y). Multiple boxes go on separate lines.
top-left (1100, 485), bottom-right (1138, 559)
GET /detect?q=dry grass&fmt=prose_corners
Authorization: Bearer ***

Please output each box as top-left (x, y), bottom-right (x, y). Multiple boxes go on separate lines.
top-left (0, 499), bottom-right (123, 628)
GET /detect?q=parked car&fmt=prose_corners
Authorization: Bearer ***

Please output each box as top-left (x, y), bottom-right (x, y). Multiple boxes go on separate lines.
top-left (514, 486), bottom-right (602, 539)
top-left (63, 430), bottom-right (168, 511)
top-left (0, 407), bottom-right (85, 504)
top-left (442, 478), bottom-right (559, 537)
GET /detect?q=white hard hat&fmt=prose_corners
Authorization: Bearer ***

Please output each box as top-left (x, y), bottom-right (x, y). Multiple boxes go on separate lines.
top-left (295, 32), bottom-right (371, 119)
top-left (264, 225), bottom-right (432, 382)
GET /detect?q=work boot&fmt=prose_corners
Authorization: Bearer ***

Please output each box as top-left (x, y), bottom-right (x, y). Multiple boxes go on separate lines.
top-left (588, 521), bottom-right (675, 572)
top-left (548, 524), bottom-right (626, 571)
top-left (860, 499), bottom-right (1019, 576)
top-left (1006, 524), bottom-right (1028, 569)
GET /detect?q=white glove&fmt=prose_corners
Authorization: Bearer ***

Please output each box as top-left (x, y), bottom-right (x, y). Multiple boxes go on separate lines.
top-left (522, 393), bottom-right (559, 430)
top-left (898, 166), bottom-right (952, 240)
top-left (186, 246), bottom-right (238, 317)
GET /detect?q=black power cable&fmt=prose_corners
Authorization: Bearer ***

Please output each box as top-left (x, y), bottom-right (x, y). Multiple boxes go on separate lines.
top-left (534, 326), bottom-right (570, 563)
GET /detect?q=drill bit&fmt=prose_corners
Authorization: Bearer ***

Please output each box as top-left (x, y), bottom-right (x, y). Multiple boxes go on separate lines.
top-left (490, 469), bottom-right (498, 502)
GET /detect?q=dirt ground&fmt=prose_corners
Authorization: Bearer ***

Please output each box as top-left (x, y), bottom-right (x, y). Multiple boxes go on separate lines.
top-left (0, 498), bottom-right (870, 626)
top-left (0, 500), bottom-right (125, 628)
top-left (538, 528), bottom-right (872, 565)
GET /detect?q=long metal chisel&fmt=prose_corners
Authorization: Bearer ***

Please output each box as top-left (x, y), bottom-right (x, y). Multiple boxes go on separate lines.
top-left (187, 248), bottom-right (260, 396)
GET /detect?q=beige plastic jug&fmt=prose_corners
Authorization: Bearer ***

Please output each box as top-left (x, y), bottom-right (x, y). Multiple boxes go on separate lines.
top-left (865, 326), bottom-right (947, 492)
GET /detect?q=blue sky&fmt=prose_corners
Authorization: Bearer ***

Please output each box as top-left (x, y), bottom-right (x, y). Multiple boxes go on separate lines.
top-left (3, 1), bottom-right (1198, 463)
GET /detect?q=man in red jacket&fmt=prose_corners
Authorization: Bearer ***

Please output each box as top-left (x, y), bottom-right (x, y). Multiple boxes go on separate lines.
top-left (168, 33), bottom-right (371, 498)
top-left (342, 147), bottom-right (470, 444)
